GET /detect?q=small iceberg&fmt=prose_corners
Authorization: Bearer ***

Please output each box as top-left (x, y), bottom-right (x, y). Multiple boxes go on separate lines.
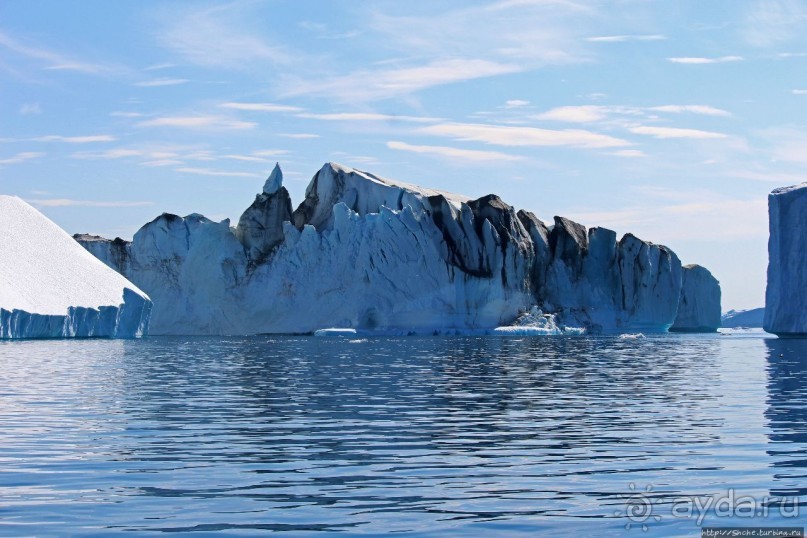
top-left (314, 328), bottom-right (357, 337)
top-left (618, 333), bottom-right (645, 340)
top-left (492, 306), bottom-right (585, 336)
top-left (492, 326), bottom-right (563, 336)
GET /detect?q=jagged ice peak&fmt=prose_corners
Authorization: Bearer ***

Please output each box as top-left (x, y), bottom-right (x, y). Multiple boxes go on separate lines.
top-left (263, 163), bottom-right (283, 195)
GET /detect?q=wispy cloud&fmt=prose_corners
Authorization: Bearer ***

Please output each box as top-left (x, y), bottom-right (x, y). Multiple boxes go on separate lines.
top-left (570, 187), bottom-right (768, 241)
top-left (183, 150), bottom-right (215, 161)
top-left (70, 149), bottom-right (142, 160)
top-left (110, 111), bottom-right (143, 118)
top-left (144, 62), bottom-right (175, 71)
top-left (176, 167), bottom-right (260, 178)
top-left (668, 56), bottom-right (744, 64)
top-left (141, 159), bottom-right (183, 167)
top-left (45, 63), bottom-right (109, 73)
top-left (278, 133), bottom-right (320, 139)
top-left (284, 1), bottom-right (592, 102)
top-left (757, 127), bottom-right (807, 164)
top-left (504, 99), bottom-right (530, 108)
top-left (283, 59), bottom-right (522, 102)
top-left (219, 102), bottom-right (303, 113)
top-left (69, 146), bottom-right (287, 168)
top-left (607, 149), bottom-right (647, 158)
top-left (370, 2), bottom-right (588, 64)
top-left (299, 21), bottom-right (360, 40)
top-left (792, 89), bottom-right (807, 95)
top-left (484, 0), bottom-right (594, 14)
top-left (0, 151), bottom-right (44, 165)
top-left (387, 140), bottom-right (523, 162)
top-left (297, 112), bottom-right (440, 123)
top-left (30, 199), bottom-right (153, 207)
top-left (420, 122), bottom-right (630, 148)
top-left (628, 126), bottom-right (728, 139)
top-left (221, 154), bottom-right (270, 163)
top-left (32, 135), bottom-right (116, 143)
top-left (650, 105), bottom-right (732, 117)
top-left (135, 78), bottom-right (189, 87)
top-left (0, 30), bottom-right (118, 75)
top-left (731, 169), bottom-right (807, 183)
top-left (534, 105), bottom-right (608, 123)
top-left (253, 149), bottom-right (290, 157)
top-left (157, 4), bottom-right (292, 69)
top-left (533, 104), bottom-right (732, 125)
top-left (586, 34), bottom-right (666, 43)
top-left (741, 0), bottom-right (807, 47)
top-left (331, 154), bottom-right (379, 166)
top-left (137, 116), bottom-right (256, 130)
top-left (19, 102), bottom-right (42, 115)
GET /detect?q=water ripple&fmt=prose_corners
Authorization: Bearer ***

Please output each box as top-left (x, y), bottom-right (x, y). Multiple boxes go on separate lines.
top-left (0, 332), bottom-right (803, 536)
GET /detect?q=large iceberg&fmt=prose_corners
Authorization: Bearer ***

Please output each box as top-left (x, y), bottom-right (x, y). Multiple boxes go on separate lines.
top-left (0, 196), bottom-right (151, 339)
top-left (764, 183), bottom-right (807, 337)
top-left (670, 264), bottom-right (721, 332)
top-left (76, 163), bottom-right (716, 336)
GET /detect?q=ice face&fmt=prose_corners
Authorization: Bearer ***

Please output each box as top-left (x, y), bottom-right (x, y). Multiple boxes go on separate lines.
top-left (764, 182), bottom-right (807, 336)
top-left (0, 196), bottom-right (151, 339)
top-left (670, 264), bottom-right (721, 332)
top-left (74, 162), bottom-right (717, 336)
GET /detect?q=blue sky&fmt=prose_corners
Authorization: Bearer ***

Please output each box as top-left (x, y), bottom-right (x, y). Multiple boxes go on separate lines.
top-left (2, 0), bottom-right (806, 311)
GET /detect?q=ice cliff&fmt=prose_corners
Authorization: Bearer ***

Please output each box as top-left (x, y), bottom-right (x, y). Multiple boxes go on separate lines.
top-left (75, 162), bottom-right (717, 336)
top-left (764, 183), bottom-right (807, 337)
top-left (0, 196), bottom-right (151, 339)
top-left (670, 265), bottom-right (721, 332)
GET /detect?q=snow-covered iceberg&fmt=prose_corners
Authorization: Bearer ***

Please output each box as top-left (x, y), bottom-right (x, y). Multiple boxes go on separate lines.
top-left (765, 183), bottom-right (807, 337)
top-left (670, 264), bottom-right (721, 332)
top-left (76, 162), bottom-right (715, 336)
top-left (0, 196), bottom-right (151, 339)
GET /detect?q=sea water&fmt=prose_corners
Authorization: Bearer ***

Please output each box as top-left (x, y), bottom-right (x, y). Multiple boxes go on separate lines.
top-left (0, 331), bottom-right (804, 536)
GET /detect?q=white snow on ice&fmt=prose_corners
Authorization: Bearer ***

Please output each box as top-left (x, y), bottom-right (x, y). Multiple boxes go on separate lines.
top-left (1, 195), bottom-right (151, 339)
top-left (0, 196), bottom-right (147, 314)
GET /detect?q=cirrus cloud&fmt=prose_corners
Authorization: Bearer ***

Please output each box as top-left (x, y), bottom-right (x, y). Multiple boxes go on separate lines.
top-left (219, 102), bottom-right (303, 113)
top-left (668, 56), bottom-right (744, 64)
top-left (298, 112), bottom-right (440, 123)
top-left (420, 122), bottom-right (630, 149)
top-left (32, 135), bottom-right (116, 143)
top-left (29, 198), bottom-right (153, 207)
top-left (175, 167), bottom-right (260, 178)
top-left (387, 140), bottom-right (523, 162)
top-left (628, 125), bottom-right (728, 139)
top-left (136, 116), bottom-right (256, 130)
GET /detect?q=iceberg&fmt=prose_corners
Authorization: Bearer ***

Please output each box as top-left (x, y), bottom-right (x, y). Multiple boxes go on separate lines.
top-left (75, 162), bottom-right (717, 336)
top-left (721, 308), bottom-right (764, 329)
top-left (314, 328), bottom-right (358, 337)
top-left (0, 196), bottom-right (151, 339)
top-left (492, 307), bottom-right (584, 336)
top-left (670, 264), bottom-right (721, 332)
top-left (764, 183), bottom-right (807, 337)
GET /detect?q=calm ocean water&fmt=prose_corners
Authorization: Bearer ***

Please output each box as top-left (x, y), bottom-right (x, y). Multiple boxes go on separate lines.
top-left (0, 332), bottom-right (805, 537)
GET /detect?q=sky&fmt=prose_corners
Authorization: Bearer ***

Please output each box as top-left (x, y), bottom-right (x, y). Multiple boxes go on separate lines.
top-left (2, 0), bottom-right (806, 312)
